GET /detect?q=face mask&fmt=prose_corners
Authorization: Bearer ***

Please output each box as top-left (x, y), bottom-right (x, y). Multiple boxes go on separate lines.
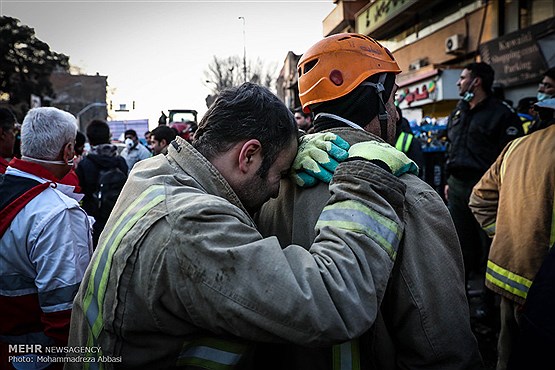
top-left (462, 78), bottom-right (477, 102)
top-left (462, 91), bottom-right (475, 102)
top-left (21, 156), bottom-right (74, 167)
top-left (537, 92), bottom-right (554, 102)
top-left (125, 138), bottom-right (135, 149)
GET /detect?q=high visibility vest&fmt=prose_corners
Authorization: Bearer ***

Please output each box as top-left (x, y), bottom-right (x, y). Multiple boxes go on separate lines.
top-left (395, 132), bottom-right (414, 154)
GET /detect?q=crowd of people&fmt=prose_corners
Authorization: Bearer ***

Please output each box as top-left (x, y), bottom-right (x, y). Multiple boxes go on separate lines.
top-left (0, 33), bottom-right (554, 370)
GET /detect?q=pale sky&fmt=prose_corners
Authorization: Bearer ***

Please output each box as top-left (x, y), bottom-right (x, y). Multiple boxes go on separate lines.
top-left (1, 0), bottom-right (336, 129)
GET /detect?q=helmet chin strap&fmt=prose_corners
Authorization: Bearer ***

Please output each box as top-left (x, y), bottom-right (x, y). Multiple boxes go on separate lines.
top-left (313, 112), bottom-right (364, 130)
top-left (360, 73), bottom-right (389, 139)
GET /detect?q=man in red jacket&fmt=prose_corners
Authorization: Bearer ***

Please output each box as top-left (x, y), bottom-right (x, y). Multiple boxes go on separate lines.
top-left (0, 107), bottom-right (93, 370)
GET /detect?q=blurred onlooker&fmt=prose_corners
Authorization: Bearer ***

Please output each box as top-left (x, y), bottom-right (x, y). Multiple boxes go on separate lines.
top-left (395, 106), bottom-right (424, 178)
top-left (0, 107), bottom-right (93, 369)
top-left (150, 125), bottom-right (177, 155)
top-left (141, 130), bottom-right (152, 152)
top-left (516, 97), bottom-right (538, 134)
top-left (445, 62), bottom-right (523, 323)
top-left (120, 129), bottom-right (151, 173)
top-left (469, 107), bottom-right (555, 369)
top-left (537, 67), bottom-right (555, 102)
top-left (59, 131), bottom-right (87, 188)
top-left (158, 111), bottom-right (168, 126)
top-left (492, 82), bottom-right (514, 108)
top-left (0, 107), bottom-right (17, 173)
top-left (76, 119), bottom-right (128, 248)
top-left (529, 98), bottom-right (555, 134)
top-left (170, 121), bottom-right (197, 143)
top-left (294, 106), bottom-right (313, 132)
top-left (75, 131), bottom-right (87, 161)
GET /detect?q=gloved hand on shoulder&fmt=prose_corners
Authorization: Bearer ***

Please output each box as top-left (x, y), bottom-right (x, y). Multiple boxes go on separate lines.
top-left (291, 132), bottom-right (350, 187)
top-left (348, 141), bottom-right (419, 177)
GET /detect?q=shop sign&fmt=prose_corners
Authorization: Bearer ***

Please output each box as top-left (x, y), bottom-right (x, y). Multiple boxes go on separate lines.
top-left (396, 81), bottom-right (436, 107)
top-left (356, 0), bottom-right (416, 35)
top-left (480, 30), bottom-right (547, 87)
top-left (396, 69), bottom-right (461, 109)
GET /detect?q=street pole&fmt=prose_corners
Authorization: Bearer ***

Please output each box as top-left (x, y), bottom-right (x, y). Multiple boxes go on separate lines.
top-left (238, 16), bottom-right (247, 83)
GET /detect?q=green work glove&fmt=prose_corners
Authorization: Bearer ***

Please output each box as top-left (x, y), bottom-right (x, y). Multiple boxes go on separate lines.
top-left (291, 132), bottom-right (350, 187)
top-left (348, 141), bottom-right (419, 177)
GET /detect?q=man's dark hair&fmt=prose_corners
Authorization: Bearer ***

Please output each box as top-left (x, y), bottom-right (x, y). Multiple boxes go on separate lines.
top-left (124, 129), bottom-right (137, 138)
top-left (75, 131), bottom-right (86, 156)
top-left (544, 67), bottom-right (555, 80)
top-left (517, 97), bottom-right (538, 114)
top-left (465, 62), bottom-right (495, 94)
top-left (0, 107), bottom-right (16, 131)
top-left (193, 82), bottom-right (297, 178)
top-left (86, 119), bottom-right (111, 146)
top-left (151, 125), bottom-right (177, 145)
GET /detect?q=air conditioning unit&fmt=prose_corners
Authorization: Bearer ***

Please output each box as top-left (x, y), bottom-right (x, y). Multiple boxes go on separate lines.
top-left (445, 34), bottom-right (465, 54)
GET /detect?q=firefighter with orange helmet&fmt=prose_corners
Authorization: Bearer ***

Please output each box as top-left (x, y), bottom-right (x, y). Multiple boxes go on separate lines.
top-left (256, 33), bottom-right (482, 369)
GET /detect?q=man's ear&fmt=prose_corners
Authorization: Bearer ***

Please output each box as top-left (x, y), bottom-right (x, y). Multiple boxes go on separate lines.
top-left (62, 142), bottom-right (74, 163)
top-left (471, 77), bottom-right (481, 90)
top-left (238, 139), bottom-right (262, 174)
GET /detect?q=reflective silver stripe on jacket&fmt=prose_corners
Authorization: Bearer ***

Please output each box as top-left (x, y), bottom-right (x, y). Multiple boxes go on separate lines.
top-left (317, 200), bottom-right (401, 259)
top-left (333, 339), bottom-right (360, 370)
top-left (177, 337), bottom-right (251, 369)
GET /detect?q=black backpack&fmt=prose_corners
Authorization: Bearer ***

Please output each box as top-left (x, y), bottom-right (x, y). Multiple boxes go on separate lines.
top-left (92, 166), bottom-right (127, 221)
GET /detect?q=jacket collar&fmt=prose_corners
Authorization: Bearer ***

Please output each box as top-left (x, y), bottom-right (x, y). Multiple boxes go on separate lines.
top-left (9, 157), bottom-right (59, 182)
top-left (7, 158), bottom-right (84, 201)
top-left (167, 137), bottom-right (252, 221)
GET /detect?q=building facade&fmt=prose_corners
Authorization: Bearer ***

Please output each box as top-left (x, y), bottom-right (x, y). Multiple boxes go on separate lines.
top-left (50, 71), bottom-right (108, 133)
top-left (323, 0), bottom-right (555, 122)
top-left (277, 0), bottom-right (555, 194)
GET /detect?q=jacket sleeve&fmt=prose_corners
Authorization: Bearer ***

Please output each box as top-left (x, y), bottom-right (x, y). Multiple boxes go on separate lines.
top-left (157, 160), bottom-right (406, 347)
top-left (32, 206), bottom-right (93, 344)
top-left (469, 143), bottom-right (509, 237)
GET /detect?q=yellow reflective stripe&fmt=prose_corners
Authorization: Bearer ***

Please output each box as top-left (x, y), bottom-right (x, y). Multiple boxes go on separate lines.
top-left (483, 222), bottom-right (496, 237)
top-left (500, 137), bottom-right (525, 185)
top-left (83, 185), bottom-right (165, 346)
top-left (83, 334), bottom-right (101, 370)
top-left (486, 260), bottom-right (532, 299)
top-left (522, 120), bottom-right (531, 134)
top-left (177, 337), bottom-right (250, 369)
top-left (332, 339), bottom-right (360, 370)
top-left (395, 134), bottom-right (404, 151)
top-left (395, 132), bottom-right (413, 153)
top-left (316, 200), bottom-right (401, 259)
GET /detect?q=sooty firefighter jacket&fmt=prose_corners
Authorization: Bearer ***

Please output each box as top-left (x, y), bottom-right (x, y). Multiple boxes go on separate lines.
top-left (66, 136), bottom-right (413, 369)
top-left (256, 128), bottom-right (482, 370)
top-left (469, 124), bottom-right (555, 306)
